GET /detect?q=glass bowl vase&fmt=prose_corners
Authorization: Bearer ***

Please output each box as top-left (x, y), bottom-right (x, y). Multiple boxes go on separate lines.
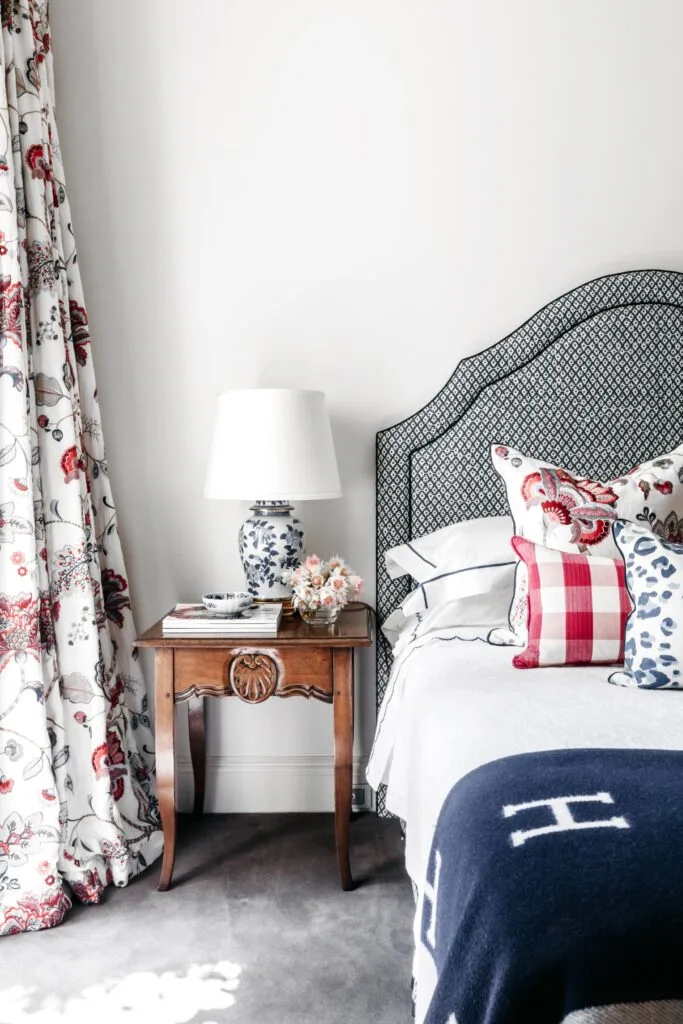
top-left (299, 605), bottom-right (341, 626)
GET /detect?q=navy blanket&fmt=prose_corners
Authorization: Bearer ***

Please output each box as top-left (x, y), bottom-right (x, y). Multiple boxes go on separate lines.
top-left (421, 749), bottom-right (683, 1024)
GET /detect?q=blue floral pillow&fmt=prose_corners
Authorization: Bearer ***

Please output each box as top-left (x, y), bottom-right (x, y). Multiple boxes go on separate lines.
top-left (610, 520), bottom-right (683, 689)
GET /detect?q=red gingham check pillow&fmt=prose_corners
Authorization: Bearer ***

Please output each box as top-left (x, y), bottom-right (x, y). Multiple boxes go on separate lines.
top-left (511, 536), bottom-right (632, 669)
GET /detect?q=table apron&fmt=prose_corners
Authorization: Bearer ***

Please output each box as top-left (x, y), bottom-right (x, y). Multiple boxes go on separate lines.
top-left (173, 646), bottom-right (336, 704)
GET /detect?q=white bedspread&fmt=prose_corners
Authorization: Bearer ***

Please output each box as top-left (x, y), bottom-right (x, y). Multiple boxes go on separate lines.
top-left (367, 630), bottom-right (683, 888)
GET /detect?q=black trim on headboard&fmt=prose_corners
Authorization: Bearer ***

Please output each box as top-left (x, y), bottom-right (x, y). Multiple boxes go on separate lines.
top-left (375, 269), bottom-right (683, 814)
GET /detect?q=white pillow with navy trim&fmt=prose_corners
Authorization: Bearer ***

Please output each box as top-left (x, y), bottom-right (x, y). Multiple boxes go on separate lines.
top-left (381, 555), bottom-right (516, 654)
top-left (384, 515), bottom-right (513, 584)
top-left (382, 606), bottom-right (505, 655)
top-left (401, 560), bottom-right (516, 617)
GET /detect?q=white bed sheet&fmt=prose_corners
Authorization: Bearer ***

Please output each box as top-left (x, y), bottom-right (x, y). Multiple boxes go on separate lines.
top-left (367, 629), bottom-right (683, 888)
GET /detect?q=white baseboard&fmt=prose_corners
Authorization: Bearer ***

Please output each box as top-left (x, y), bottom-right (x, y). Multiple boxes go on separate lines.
top-left (175, 754), bottom-right (369, 813)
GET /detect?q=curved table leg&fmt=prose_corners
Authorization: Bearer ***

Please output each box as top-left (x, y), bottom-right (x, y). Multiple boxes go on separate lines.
top-left (333, 647), bottom-right (354, 890)
top-left (188, 695), bottom-right (206, 816)
top-left (155, 648), bottom-right (176, 892)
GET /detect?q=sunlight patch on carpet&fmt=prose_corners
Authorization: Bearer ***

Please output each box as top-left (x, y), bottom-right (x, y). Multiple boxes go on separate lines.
top-left (0, 961), bottom-right (242, 1023)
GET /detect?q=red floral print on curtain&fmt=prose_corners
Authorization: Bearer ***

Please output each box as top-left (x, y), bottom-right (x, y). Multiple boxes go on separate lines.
top-left (0, 0), bottom-right (161, 935)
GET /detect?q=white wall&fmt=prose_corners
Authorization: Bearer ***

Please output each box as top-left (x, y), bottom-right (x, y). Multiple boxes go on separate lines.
top-left (50, 0), bottom-right (683, 810)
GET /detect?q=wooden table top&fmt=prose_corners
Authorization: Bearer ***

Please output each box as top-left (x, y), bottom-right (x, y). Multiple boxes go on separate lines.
top-left (135, 602), bottom-right (374, 649)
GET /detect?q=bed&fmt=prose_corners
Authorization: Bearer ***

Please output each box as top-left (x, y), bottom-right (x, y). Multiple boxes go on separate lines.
top-left (369, 269), bottom-right (683, 1023)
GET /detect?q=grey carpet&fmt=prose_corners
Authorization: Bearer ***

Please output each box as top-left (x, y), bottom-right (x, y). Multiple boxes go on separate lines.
top-left (1, 813), bottom-right (414, 1024)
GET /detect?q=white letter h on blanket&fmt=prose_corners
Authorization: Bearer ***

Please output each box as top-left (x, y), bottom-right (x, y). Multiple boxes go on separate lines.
top-left (503, 792), bottom-right (629, 847)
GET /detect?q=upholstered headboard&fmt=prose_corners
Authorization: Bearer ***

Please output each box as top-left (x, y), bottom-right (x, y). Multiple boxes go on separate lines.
top-left (376, 269), bottom-right (683, 810)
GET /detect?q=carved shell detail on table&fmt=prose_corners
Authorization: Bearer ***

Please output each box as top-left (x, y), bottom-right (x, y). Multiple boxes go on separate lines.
top-left (229, 652), bottom-right (279, 703)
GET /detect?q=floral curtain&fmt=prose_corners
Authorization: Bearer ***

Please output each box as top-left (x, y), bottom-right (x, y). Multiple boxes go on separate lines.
top-left (0, 0), bottom-right (161, 934)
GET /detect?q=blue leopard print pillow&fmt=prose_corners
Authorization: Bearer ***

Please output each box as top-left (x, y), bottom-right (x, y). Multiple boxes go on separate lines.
top-left (610, 520), bottom-right (683, 689)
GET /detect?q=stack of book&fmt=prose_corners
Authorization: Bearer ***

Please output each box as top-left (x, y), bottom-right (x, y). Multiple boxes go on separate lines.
top-left (162, 603), bottom-right (282, 637)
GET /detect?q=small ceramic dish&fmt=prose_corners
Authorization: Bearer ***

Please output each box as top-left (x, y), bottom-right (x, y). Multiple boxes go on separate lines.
top-left (202, 592), bottom-right (253, 615)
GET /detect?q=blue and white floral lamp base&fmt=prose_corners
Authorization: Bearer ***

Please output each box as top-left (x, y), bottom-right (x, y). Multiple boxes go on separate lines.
top-left (238, 500), bottom-right (305, 602)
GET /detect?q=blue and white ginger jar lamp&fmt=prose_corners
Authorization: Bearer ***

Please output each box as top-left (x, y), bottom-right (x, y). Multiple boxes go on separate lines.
top-left (203, 389), bottom-right (342, 602)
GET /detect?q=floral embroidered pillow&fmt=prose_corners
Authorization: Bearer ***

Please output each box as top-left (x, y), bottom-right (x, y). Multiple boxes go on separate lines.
top-left (609, 521), bottom-right (683, 689)
top-left (488, 560), bottom-right (528, 647)
top-left (491, 443), bottom-right (683, 643)
top-left (492, 443), bottom-right (683, 559)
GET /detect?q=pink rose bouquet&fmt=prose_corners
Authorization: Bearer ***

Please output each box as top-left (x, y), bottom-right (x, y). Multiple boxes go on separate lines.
top-left (282, 555), bottom-right (363, 621)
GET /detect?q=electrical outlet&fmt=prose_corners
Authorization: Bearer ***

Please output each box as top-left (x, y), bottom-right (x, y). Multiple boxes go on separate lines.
top-left (352, 784), bottom-right (373, 812)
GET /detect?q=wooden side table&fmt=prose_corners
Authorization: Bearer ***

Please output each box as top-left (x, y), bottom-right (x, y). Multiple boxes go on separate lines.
top-left (135, 603), bottom-right (373, 892)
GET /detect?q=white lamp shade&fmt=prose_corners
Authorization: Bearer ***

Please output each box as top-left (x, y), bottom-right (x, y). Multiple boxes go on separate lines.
top-left (204, 389), bottom-right (342, 501)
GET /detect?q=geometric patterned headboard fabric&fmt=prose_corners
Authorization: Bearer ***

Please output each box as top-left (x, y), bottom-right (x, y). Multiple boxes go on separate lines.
top-left (376, 269), bottom-right (683, 812)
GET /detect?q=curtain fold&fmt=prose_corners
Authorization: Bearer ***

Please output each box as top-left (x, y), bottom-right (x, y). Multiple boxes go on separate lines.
top-left (0, 0), bottom-right (161, 935)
